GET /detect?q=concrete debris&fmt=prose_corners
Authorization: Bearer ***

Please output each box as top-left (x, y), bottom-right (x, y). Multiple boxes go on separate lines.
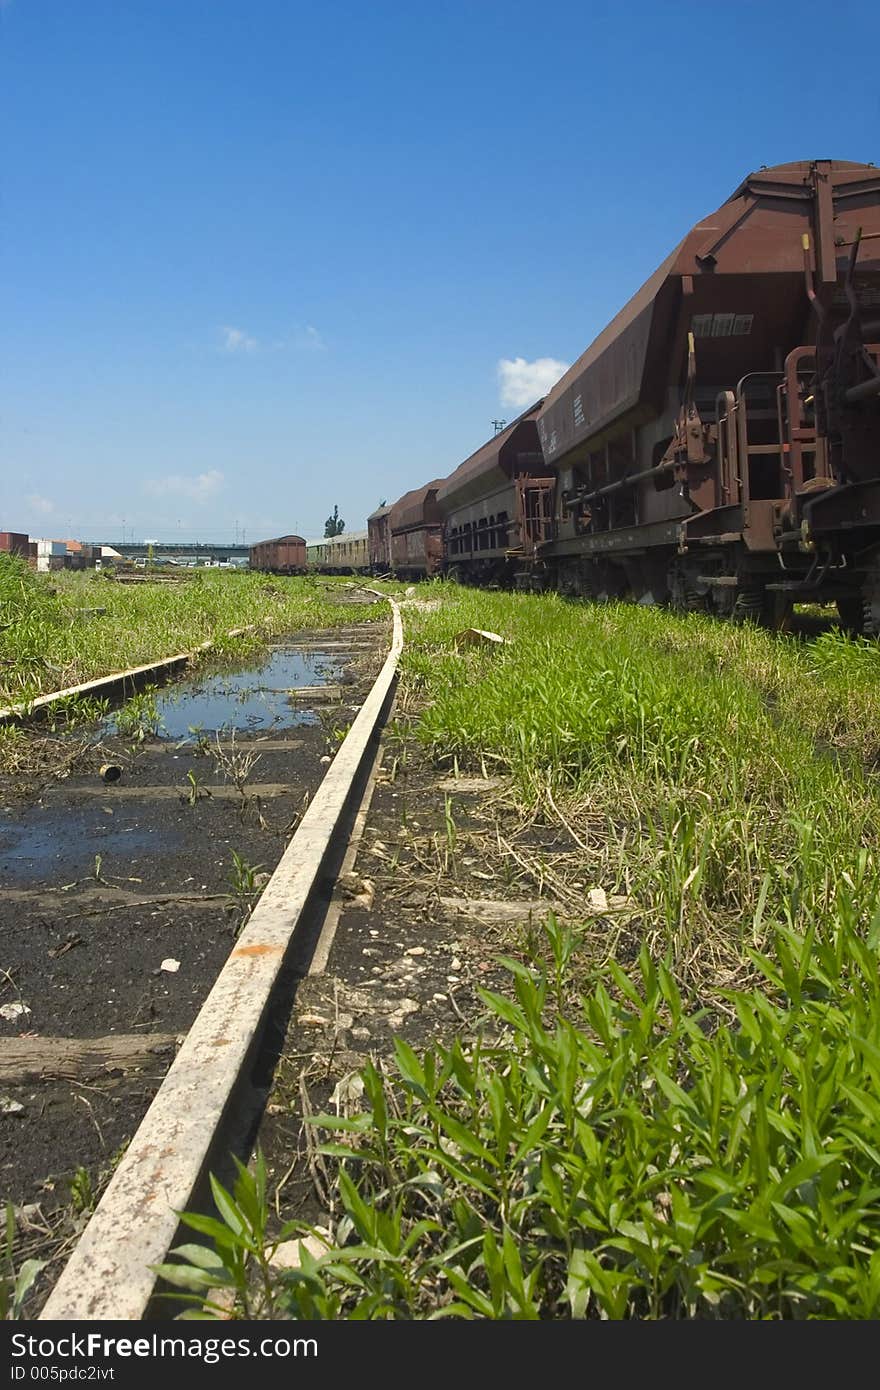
top-left (271, 1232), bottom-right (331, 1270)
top-left (0, 1097), bottom-right (25, 1116)
top-left (439, 897), bottom-right (557, 923)
top-left (159, 959), bottom-right (180, 974)
top-left (0, 1002), bottom-right (31, 1022)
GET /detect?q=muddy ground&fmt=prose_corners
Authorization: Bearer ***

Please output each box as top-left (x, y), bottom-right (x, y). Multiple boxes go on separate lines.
top-left (1, 603), bottom-right (388, 1305)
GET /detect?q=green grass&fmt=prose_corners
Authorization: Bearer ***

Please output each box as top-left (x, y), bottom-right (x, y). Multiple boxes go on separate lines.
top-left (398, 586), bottom-right (880, 985)
top-left (0, 556), bottom-right (383, 706)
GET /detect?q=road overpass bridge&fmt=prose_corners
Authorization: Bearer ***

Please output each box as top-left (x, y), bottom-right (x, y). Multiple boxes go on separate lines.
top-left (97, 541), bottom-right (251, 562)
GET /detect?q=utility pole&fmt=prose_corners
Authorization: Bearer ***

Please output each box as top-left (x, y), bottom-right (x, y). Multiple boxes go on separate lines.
top-left (492, 419), bottom-right (507, 436)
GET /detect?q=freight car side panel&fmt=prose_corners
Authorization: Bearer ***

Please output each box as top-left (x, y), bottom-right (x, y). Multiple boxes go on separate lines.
top-left (249, 535), bottom-right (306, 572)
top-left (539, 162), bottom-right (880, 481)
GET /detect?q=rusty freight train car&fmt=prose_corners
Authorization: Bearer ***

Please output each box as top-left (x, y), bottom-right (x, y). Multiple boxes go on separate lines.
top-left (367, 505), bottom-right (392, 572)
top-left (249, 534), bottom-right (306, 573)
top-left (438, 404), bottom-right (554, 584)
top-left (389, 482), bottom-right (444, 578)
top-left (532, 159), bottom-right (880, 629)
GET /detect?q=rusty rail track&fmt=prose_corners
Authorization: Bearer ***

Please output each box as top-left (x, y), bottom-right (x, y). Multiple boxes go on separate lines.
top-left (39, 593), bottom-right (403, 1320)
top-left (0, 627), bottom-right (256, 725)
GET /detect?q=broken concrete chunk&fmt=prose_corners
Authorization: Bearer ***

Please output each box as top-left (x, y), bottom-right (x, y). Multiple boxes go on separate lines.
top-left (271, 1232), bottom-right (331, 1269)
top-left (453, 628), bottom-right (508, 649)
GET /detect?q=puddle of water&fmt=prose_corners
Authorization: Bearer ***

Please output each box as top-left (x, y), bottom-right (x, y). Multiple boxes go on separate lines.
top-left (122, 646), bottom-right (343, 740)
top-left (0, 805), bottom-right (163, 883)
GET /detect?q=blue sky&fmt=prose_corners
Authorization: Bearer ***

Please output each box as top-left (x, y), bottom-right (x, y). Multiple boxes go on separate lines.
top-left (2, 0), bottom-right (878, 543)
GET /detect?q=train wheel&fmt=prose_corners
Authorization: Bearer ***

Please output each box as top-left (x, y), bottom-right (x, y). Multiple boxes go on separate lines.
top-left (862, 556), bottom-right (880, 637)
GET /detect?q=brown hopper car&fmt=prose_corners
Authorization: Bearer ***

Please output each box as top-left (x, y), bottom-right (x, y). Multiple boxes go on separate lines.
top-left (533, 159), bottom-right (880, 629)
top-left (437, 403), bottom-right (553, 584)
top-left (388, 482), bottom-right (444, 577)
top-left (367, 505), bottom-right (392, 572)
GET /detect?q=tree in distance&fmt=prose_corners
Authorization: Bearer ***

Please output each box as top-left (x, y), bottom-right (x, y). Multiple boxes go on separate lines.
top-left (324, 505), bottom-right (345, 538)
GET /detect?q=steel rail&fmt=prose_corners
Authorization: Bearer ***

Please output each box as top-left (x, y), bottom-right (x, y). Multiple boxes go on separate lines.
top-left (40, 594), bottom-right (402, 1320)
top-left (0, 627), bottom-right (255, 724)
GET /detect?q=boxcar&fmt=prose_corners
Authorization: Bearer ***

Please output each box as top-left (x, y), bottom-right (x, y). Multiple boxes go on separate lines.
top-left (249, 534), bottom-right (306, 573)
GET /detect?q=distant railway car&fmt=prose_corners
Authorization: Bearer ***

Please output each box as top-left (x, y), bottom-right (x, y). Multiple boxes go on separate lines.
top-left (367, 505), bottom-right (392, 572)
top-left (437, 404), bottom-right (554, 583)
top-left (388, 482), bottom-right (443, 577)
top-left (534, 159), bottom-right (880, 629)
top-left (306, 530), bottom-right (369, 572)
top-left (0, 532), bottom-right (30, 558)
top-left (249, 534), bottom-right (306, 573)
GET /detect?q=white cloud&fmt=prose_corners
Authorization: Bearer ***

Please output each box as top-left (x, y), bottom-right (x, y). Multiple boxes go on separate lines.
top-left (26, 493), bottom-right (55, 514)
top-left (220, 325), bottom-right (257, 354)
top-left (497, 356), bottom-right (570, 408)
top-left (144, 470), bottom-right (225, 502)
top-left (299, 324), bottom-right (325, 351)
